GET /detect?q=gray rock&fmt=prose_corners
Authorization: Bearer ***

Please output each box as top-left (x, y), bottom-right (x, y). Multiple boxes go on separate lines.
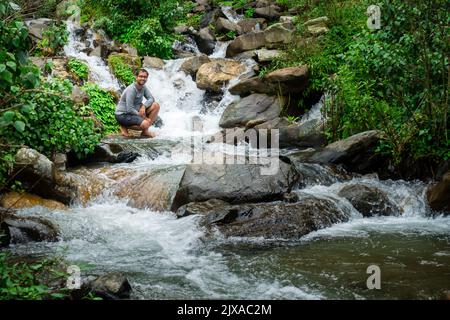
top-left (219, 94), bottom-right (281, 128)
top-left (179, 54), bottom-right (211, 79)
top-left (142, 56), bottom-right (165, 69)
top-left (71, 85), bottom-right (89, 104)
top-left (206, 195), bottom-right (350, 239)
top-left (310, 130), bottom-right (383, 172)
top-left (91, 272), bottom-right (132, 299)
top-left (192, 27), bottom-right (216, 55)
top-left (338, 184), bottom-right (400, 217)
top-left (0, 209), bottom-right (59, 243)
top-left (237, 18), bottom-right (267, 33)
top-left (278, 118), bottom-right (326, 148)
top-left (215, 17), bottom-right (242, 34)
top-left (25, 18), bottom-right (54, 43)
top-left (171, 161), bottom-right (299, 211)
top-left (229, 65), bottom-right (309, 96)
top-left (226, 23), bottom-right (293, 57)
top-left (254, 48), bottom-right (283, 62)
top-left (253, 5), bottom-right (282, 20)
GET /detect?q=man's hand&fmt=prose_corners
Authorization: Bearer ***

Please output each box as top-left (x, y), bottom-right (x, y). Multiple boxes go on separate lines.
top-left (139, 105), bottom-right (146, 117)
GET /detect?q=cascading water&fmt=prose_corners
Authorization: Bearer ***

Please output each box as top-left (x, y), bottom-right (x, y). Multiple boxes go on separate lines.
top-left (4, 22), bottom-right (450, 300)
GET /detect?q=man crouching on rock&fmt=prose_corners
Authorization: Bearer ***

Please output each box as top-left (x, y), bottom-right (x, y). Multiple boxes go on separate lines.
top-left (115, 68), bottom-right (160, 138)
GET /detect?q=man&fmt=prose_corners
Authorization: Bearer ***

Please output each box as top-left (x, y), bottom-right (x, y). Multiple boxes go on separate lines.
top-left (115, 68), bottom-right (160, 138)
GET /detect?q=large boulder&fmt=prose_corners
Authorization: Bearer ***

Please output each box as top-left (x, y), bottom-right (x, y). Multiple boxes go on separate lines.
top-left (304, 16), bottom-right (329, 36)
top-left (219, 94), bottom-right (281, 128)
top-left (142, 56), bottom-right (165, 69)
top-left (204, 195), bottom-right (350, 239)
top-left (90, 272), bottom-right (132, 300)
top-left (226, 23), bottom-right (293, 57)
top-left (179, 54), bottom-right (211, 79)
top-left (427, 171), bottom-right (450, 214)
top-left (171, 161), bottom-right (299, 211)
top-left (0, 192), bottom-right (67, 210)
top-left (196, 59), bottom-right (246, 92)
top-left (338, 184), bottom-right (400, 217)
top-left (229, 65), bottom-right (309, 96)
top-left (114, 165), bottom-right (186, 211)
top-left (309, 130), bottom-right (385, 173)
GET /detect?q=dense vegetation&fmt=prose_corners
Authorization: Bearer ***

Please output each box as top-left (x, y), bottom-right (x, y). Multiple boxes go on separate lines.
top-left (269, 0), bottom-right (449, 167)
top-left (0, 1), bottom-right (101, 188)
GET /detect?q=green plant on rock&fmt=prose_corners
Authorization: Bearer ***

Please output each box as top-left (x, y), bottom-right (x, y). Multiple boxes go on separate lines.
top-left (67, 58), bottom-right (89, 83)
top-left (82, 82), bottom-right (119, 135)
top-left (107, 55), bottom-right (136, 86)
top-left (36, 21), bottom-right (69, 57)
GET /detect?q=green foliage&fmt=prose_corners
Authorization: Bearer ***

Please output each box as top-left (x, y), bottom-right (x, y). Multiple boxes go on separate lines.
top-left (82, 82), bottom-right (119, 134)
top-left (79, 0), bottom-right (192, 59)
top-left (324, 0), bottom-right (449, 164)
top-left (107, 55), bottom-right (136, 86)
top-left (36, 21), bottom-right (69, 57)
top-left (225, 30), bottom-right (237, 39)
top-left (119, 18), bottom-right (175, 59)
top-left (244, 8), bottom-right (255, 18)
top-left (2, 78), bottom-right (101, 158)
top-left (67, 58), bottom-right (89, 83)
top-left (0, 253), bottom-right (69, 300)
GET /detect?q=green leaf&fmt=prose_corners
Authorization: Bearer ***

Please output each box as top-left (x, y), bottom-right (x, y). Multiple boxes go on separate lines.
top-left (14, 120), bottom-right (25, 132)
top-left (6, 61), bottom-right (16, 71)
top-left (2, 111), bottom-right (15, 122)
top-left (0, 64), bottom-right (6, 73)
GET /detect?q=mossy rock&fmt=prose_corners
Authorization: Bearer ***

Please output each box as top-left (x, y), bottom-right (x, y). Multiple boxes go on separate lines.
top-left (107, 53), bottom-right (142, 86)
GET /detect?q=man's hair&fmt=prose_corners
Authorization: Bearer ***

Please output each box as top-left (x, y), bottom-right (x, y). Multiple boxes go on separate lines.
top-left (136, 68), bottom-right (149, 77)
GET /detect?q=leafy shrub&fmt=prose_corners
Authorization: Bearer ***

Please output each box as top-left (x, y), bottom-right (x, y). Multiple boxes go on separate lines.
top-left (107, 54), bottom-right (136, 86)
top-left (36, 21), bottom-right (69, 57)
top-left (67, 58), bottom-right (89, 83)
top-left (120, 18), bottom-right (175, 59)
top-left (82, 82), bottom-right (119, 134)
top-left (0, 253), bottom-right (69, 300)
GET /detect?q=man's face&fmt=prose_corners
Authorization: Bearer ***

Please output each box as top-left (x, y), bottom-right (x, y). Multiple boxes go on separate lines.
top-left (136, 71), bottom-right (148, 86)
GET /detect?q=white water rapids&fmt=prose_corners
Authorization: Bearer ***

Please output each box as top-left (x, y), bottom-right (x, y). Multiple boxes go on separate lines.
top-left (4, 21), bottom-right (450, 300)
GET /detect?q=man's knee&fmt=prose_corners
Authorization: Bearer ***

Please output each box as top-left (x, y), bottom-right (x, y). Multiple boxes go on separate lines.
top-left (151, 102), bottom-right (160, 112)
top-left (140, 119), bottom-right (151, 130)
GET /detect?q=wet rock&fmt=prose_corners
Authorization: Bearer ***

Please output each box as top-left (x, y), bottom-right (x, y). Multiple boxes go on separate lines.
top-left (91, 272), bottom-right (132, 300)
top-left (427, 171), bottom-right (450, 214)
top-left (121, 43), bottom-right (138, 56)
top-left (89, 44), bottom-right (109, 59)
top-left (171, 161), bottom-right (299, 211)
top-left (219, 94), bottom-right (281, 128)
top-left (0, 192), bottom-right (67, 210)
top-left (192, 27), bottom-right (216, 55)
top-left (226, 23), bottom-right (293, 57)
top-left (237, 18), bottom-right (267, 33)
top-left (67, 143), bottom-right (140, 166)
top-left (51, 57), bottom-right (70, 80)
top-left (196, 59), bottom-right (246, 92)
top-left (115, 165), bottom-right (186, 211)
top-left (176, 199), bottom-right (230, 218)
top-left (278, 118), bottom-right (326, 149)
top-left (0, 220), bottom-right (11, 248)
top-left (0, 209), bottom-right (59, 243)
top-left (229, 65), bottom-right (309, 96)
top-left (12, 148), bottom-right (74, 204)
top-left (338, 184), bottom-right (400, 217)
top-left (180, 54), bottom-right (211, 79)
top-left (142, 56), bottom-right (165, 69)
top-left (206, 195), bottom-right (350, 239)
top-left (108, 53), bottom-right (142, 80)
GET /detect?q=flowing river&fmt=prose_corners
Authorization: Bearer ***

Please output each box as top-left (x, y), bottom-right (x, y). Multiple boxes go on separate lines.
top-left (3, 20), bottom-right (450, 300)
